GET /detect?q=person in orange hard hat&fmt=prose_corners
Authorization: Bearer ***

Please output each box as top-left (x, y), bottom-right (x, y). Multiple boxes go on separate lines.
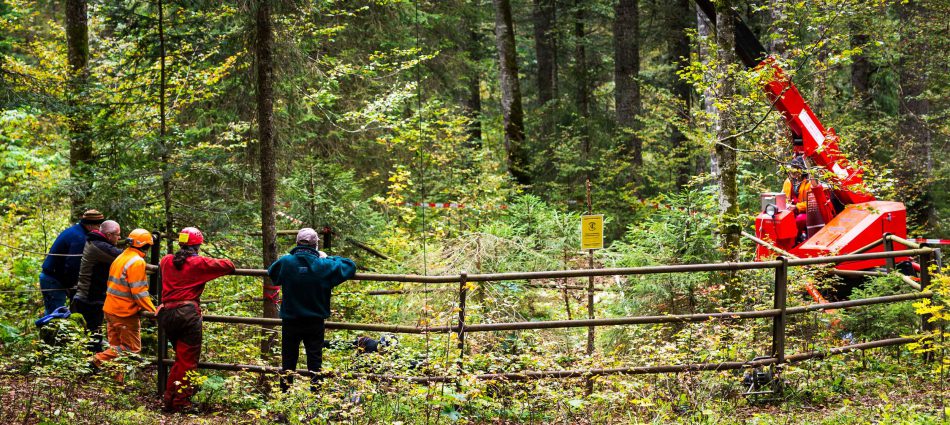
top-left (157, 227), bottom-right (234, 413)
top-left (782, 156), bottom-right (811, 237)
top-left (93, 229), bottom-right (156, 376)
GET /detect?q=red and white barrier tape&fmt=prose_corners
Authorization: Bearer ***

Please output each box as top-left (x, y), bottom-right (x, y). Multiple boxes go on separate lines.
top-left (634, 199), bottom-right (679, 210)
top-left (915, 238), bottom-right (950, 245)
top-left (403, 198), bottom-right (682, 211)
top-left (277, 211), bottom-right (304, 226)
top-left (402, 202), bottom-right (509, 210)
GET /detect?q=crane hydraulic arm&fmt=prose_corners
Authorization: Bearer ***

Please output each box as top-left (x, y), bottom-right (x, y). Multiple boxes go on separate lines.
top-left (693, 0), bottom-right (907, 272)
top-left (694, 0), bottom-right (873, 205)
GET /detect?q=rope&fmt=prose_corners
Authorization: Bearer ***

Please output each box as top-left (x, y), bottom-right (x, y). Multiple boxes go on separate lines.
top-left (262, 284), bottom-right (281, 305)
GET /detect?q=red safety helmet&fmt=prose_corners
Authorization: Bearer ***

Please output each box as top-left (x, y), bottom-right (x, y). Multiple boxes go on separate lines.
top-left (177, 227), bottom-right (204, 246)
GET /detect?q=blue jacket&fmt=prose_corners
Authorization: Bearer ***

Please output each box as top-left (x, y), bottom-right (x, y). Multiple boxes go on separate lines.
top-left (41, 223), bottom-right (89, 288)
top-left (267, 246), bottom-right (357, 320)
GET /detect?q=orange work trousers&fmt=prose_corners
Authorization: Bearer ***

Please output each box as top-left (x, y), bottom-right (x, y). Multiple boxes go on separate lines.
top-left (93, 313), bottom-right (142, 365)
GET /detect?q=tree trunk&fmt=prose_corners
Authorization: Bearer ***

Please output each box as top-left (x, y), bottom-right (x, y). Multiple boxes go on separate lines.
top-left (714, 0), bottom-right (740, 263)
top-left (492, 0), bottom-right (530, 185)
top-left (697, 5), bottom-right (717, 177)
top-left (465, 28), bottom-right (483, 146)
top-left (897, 0), bottom-right (934, 230)
top-left (534, 0), bottom-right (556, 107)
top-left (65, 0), bottom-right (91, 217)
top-left (256, 0), bottom-right (279, 359)
top-left (769, 0), bottom-right (790, 160)
top-left (850, 27), bottom-right (871, 106)
top-left (156, 0), bottom-right (174, 254)
top-left (614, 0), bottom-right (641, 178)
top-left (849, 20), bottom-right (872, 158)
top-left (768, 0), bottom-right (787, 54)
top-left (669, 0), bottom-right (692, 189)
top-left (574, 0), bottom-right (589, 119)
top-left (574, 0), bottom-right (591, 185)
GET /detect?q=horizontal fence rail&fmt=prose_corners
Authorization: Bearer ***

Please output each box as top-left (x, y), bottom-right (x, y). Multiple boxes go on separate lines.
top-left (145, 248), bottom-right (933, 283)
top-left (144, 291), bottom-right (932, 334)
top-left (158, 337), bottom-right (917, 384)
top-left (148, 242), bottom-right (937, 394)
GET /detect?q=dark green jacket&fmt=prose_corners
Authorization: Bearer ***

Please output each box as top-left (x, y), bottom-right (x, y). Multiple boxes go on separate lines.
top-left (267, 246), bottom-right (356, 320)
top-left (77, 231), bottom-right (123, 302)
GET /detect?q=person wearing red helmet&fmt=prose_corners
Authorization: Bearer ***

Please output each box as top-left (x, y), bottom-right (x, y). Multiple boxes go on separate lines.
top-left (157, 227), bottom-right (235, 413)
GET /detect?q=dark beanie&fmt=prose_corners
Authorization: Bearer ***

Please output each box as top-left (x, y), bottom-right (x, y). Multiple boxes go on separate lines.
top-left (80, 209), bottom-right (106, 225)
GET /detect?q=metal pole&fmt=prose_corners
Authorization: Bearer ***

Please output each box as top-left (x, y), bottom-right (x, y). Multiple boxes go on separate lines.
top-left (771, 257), bottom-right (787, 393)
top-left (587, 250), bottom-right (594, 355)
top-left (165, 336), bottom-right (916, 384)
top-left (151, 231), bottom-right (167, 396)
top-left (883, 233), bottom-right (895, 271)
top-left (585, 179), bottom-right (595, 357)
top-left (585, 179), bottom-right (594, 394)
top-left (457, 271), bottom-right (468, 356)
top-left (919, 250), bottom-right (934, 363)
top-left (741, 231), bottom-right (798, 259)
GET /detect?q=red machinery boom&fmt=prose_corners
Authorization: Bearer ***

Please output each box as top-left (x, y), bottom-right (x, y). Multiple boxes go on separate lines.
top-left (694, 0), bottom-right (909, 271)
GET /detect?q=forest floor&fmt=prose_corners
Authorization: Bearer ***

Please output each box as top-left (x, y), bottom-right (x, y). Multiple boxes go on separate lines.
top-left (0, 358), bottom-right (946, 424)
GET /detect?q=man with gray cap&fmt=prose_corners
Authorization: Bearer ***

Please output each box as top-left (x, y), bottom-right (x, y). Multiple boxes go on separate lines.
top-left (267, 227), bottom-right (356, 392)
top-left (72, 220), bottom-right (123, 351)
top-left (39, 209), bottom-right (105, 314)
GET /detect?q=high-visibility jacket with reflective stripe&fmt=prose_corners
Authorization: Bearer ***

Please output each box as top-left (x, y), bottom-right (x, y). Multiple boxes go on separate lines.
top-left (782, 178), bottom-right (812, 213)
top-left (103, 248), bottom-right (156, 317)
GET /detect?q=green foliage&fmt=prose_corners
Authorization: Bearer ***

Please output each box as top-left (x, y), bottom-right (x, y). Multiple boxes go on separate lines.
top-left (910, 271), bottom-right (950, 376)
top-left (0, 0), bottom-right (948, 422)
top-left (840, 274), bottom-right (920, 340)
top-left (602, 189), bottom-right (720, 315)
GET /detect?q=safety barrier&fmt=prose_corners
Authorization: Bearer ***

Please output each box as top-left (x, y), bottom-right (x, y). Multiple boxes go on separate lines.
top-left (147, 237), bottom-right (938, 395)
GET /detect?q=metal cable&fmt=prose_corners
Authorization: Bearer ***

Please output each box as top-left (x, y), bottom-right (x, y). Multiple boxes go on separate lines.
top-left (0, 241), bottom-right (83, 257)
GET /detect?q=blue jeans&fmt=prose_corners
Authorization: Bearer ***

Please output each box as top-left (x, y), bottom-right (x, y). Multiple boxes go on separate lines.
top-left (39, 273), bottom-right (67, 315)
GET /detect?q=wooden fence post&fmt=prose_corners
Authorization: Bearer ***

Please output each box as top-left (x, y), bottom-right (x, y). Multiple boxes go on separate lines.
top-left (151, 232), bottom-right (167, 396)
top-left (771, 256), bottom-right (788, 392)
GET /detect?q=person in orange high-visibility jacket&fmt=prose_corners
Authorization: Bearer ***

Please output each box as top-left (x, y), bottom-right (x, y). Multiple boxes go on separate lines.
top-left (93, 229), bottom-right (156, 371)
top-left (781, 156), bottom-right (811, 234)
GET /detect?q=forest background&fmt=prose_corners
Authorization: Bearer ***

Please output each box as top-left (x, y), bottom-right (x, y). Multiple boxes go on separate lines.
top-left (0, 0), bottom-right (948, 423)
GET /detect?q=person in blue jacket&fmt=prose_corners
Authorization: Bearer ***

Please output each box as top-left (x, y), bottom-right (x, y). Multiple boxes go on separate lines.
top-left (267, 227), bottom-right (356, 392)
top-left (39, 210), bottom-right (105, 314)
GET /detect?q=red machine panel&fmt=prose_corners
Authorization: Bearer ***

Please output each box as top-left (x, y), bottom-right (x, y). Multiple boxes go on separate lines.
top-left (791, 201), bottom-right (908, 270)
top-left (754, 210), bottom-right (797, 260)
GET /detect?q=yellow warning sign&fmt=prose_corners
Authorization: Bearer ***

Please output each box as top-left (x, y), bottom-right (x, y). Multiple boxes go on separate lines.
top-left (581, 215), bottom-right (603, 250)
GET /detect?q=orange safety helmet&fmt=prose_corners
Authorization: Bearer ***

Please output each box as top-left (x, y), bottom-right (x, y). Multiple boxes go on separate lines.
top-left (127, 228), bottom-right (154, 249)
top-left (177, 227), bottom-right (204, 246)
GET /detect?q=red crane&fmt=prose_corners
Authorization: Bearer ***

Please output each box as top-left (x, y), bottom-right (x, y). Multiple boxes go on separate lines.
top-left (694, 0), bottom-right (909, 272)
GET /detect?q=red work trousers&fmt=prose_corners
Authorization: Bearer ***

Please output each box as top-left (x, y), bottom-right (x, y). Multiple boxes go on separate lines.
top-left (157, 303), bottom-right (203, 411)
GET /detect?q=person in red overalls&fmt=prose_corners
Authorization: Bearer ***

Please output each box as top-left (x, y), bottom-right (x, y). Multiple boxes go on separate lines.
top-left (157, 227), bottom-right (235, 413)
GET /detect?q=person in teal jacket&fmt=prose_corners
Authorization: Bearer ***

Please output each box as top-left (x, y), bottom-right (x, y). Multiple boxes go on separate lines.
top-left (267, 228), bottom-right (356, 392)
